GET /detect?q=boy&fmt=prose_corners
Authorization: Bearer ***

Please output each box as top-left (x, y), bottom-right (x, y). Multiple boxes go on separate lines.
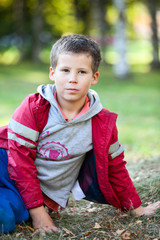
top-left (0, 34), bottom-right (159, 235)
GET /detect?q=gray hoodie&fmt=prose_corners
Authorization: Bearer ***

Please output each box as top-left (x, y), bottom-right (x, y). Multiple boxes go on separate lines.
top-left (35, 84), bottom-right (102, 208)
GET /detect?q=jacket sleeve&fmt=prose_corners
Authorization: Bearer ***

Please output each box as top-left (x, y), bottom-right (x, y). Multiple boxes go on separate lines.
top-left (108, 124), bottom-right (142, 210)
top-left (0, 125), bottom-right (8, 149)
top-left (7, 93), bottom-right (49, 209)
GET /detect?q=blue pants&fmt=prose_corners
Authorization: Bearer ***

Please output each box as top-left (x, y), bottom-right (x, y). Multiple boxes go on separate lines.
top-left (0, 148), bottom-right (29, 234)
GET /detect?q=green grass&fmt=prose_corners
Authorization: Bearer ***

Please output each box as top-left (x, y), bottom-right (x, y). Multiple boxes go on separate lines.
top-left (0, 63), bottom-right (160, 239)
top-left (0, 63), bottom-right (50, 125)
top-left (95, 66), bottom-right (160, 158)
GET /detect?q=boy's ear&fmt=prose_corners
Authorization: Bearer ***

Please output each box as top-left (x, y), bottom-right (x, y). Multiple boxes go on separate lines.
top-left (49, 67), bottom-right (55, 82)
top-left (91, 72), bottom-right (99, 85)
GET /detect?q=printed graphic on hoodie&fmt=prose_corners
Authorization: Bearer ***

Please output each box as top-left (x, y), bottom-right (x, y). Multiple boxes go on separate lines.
top-left (38, 140), bottom-right (69, 161)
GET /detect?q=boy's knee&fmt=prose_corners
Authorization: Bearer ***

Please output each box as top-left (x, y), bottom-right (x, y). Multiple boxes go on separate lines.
top-left (0, 192), bottom-right (29, 234)
top-left (0, 208), bottom-right (15, 234)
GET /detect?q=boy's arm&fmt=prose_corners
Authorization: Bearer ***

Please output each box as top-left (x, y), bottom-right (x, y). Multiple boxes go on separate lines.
top-left (108, 125), bottom-right (160, 215)
top-left (108, 125), bottom-right (142, 210)
top-left (29, 206), bottom-right (60, 235)
top-left (8, 94), bottom-right (62, 234)
top-left (7, 93), bottom-right (49, 209)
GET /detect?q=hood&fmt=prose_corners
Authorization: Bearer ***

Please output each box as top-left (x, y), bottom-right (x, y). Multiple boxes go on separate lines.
top-left (37, 84), bottom-right (103, 123)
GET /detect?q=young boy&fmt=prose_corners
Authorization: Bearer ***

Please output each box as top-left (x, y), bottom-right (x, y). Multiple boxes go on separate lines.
top-left (0, 34), bottom-right (159, 235)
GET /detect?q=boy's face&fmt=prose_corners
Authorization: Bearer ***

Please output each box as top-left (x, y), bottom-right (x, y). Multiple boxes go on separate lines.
top-left (49, 52), bottom-right (99, 109)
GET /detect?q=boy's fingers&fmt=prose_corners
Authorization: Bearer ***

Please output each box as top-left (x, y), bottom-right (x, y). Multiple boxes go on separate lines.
top-left (147, 201), bottom-right (160, 209)
top-left (32, 228), bottom-right (46, 236)
top-left (133, 201), bottom-right (160, 217)
top-left (153, 201), bottom-right (160, 207)
top-left (143, 201), bottom-right (160, 216)
top-left (50, 225), bottom-right (61, 233)
top-left (32, 226), bottom-right (61, 236)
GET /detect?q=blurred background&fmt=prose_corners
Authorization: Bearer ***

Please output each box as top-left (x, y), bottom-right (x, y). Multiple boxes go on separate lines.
top-left (0, 0), bottom-right (160, 159)
top-left (0, 0), bottom-right (160, 68)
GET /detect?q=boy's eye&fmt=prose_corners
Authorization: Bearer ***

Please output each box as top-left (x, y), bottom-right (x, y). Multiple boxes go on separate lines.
top-left (79, 70), bottom-right (86, 74)
top-left (62, 69), bottom-right (69, 72)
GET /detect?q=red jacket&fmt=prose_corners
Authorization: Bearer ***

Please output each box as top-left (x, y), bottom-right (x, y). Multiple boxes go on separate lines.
top-left (0, 93), bottom-right (142, 210)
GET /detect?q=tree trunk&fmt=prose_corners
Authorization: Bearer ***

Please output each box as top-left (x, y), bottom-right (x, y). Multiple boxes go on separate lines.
top-left (113, 0), bottom-right (129, 78)
top-left (13, 0), bottom-right (24, 36)
top-left (74, 0), bottom-right (90, 35)
top-left (147, 0), bottom-right (160, 68)
top-left (31, 0), bottom-right (43, 62)
top-left (90, 0), bottom-right (108, 64)
top-left (12, 0), bottom-right (25, 59)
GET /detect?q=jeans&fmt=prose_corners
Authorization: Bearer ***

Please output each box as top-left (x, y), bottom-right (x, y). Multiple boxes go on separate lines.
top-left (0, 148), bottom-right (29, 234)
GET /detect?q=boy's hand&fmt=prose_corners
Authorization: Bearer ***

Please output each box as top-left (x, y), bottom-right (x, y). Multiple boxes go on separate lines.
top-left (29, 206), bottom-right (60, 236)
top-left (131, 201), bottom-right (160, 216)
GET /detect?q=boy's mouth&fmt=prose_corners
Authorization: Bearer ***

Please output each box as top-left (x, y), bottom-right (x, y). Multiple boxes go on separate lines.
top-left (66, 88), bottom-right (79, 93)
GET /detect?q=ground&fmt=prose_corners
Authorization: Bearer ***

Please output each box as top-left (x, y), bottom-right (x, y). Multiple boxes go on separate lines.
top-left (1, 156), bottom-right (159, 240)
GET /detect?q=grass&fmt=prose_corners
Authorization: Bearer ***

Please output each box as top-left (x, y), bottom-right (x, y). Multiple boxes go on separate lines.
top-left (0, 62), bottom-right (160, 239)
top-left (97, 66), bottom-right (160, 159)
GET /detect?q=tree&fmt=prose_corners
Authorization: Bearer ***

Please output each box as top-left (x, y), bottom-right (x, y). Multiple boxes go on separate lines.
top-left (74, 0), bottom-right (91, 35)
top-left (31, 0), bottom-right (44, 62)
top-left (89, 0), bottom-right (109, 63)
top-left (126, 0), bottom-right (160, 69)
top-left (147, 0), bottom-right (160, 68)
top-left (13, 0), bottom-right (28, 60)
top-left (113, 0), bottom-right (129, 78)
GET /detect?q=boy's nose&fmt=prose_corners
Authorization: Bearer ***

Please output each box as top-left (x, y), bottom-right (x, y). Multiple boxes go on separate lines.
top-left (69, 73), bottom-right (78, 83)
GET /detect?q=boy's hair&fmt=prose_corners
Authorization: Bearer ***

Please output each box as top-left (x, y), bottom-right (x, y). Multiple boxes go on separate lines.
top-left (50, 34), bottom-right (102, 73)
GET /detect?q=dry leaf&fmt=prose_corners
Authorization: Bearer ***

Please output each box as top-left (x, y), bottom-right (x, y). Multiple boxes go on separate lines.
top-left (87, 207), bottom-right (97, 213)
top-left (18, 225), bottom-right (26, 230)
top-left (27, 226), bottom-right (34, 232)
top-left (116, 229), bottom-right (132, 240)
top-left (136, 220), bottom-right (142, 224)
top-left (16, 233), bottom-right (23, 237)
top-left (116, 229), bottom-right (126, 236)
top-left (82, 231), bottom-right (92, 237)
top-left (70, 207), bottom-right (78, 212)
top-left (84, 213), bottom-right (91, 217)
top-left (136, 229), bottom-right (141, 236)
top-left (147, 218), bottom-right (152, 222)
top-left (106, 223), bottom-right (112, 229)
top-left (112, 216), bottom-right (118, 221)
top-left (18, 225), bottom-right (34, 232)
top-left (63, 227), bottom-right (75, 236)
top-left (93, 223), bottom-right (101, 229)
top-left (130, 233), bottom-right (137, 237)
top-left (123, 232), bottom-right (131, 240)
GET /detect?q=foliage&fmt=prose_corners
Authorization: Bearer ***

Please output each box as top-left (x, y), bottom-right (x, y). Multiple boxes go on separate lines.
top-left (0, 0), bottom-right (159, 66)
top-left (43, 0), bottom-right (83, 36)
